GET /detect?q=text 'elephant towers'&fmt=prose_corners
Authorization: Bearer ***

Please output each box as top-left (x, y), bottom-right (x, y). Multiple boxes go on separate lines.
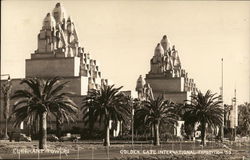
top-left (136, 35), bottom-right (197, 103)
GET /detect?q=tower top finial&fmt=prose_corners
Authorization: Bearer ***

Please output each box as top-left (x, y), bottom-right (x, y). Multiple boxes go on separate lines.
top-left (43, 12), bottom-right (56, 29)
top-left (154, 43), bottom-right (164, 56)
top-left (67, 16), bottom-right (71, 22)
top-left (53, 2), bottom-right (67, 24)
top-left (160, 35), bottom-right (170, 51)
top-left (56, 2), bottom-right (61, 7)
top-left (136, 75), bottom-right (145, 91)
top-left (172, 45), bottom-right (175, 50)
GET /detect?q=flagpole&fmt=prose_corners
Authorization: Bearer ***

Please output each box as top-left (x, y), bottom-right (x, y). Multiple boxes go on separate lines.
top-left (234, 88), bottom-right (237, 140)
top-left (221, 58), bottom-right (224, 142)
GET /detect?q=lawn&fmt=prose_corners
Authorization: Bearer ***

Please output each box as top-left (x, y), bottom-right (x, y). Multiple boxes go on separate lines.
top-left (0, 141), bottom-right (249, 159)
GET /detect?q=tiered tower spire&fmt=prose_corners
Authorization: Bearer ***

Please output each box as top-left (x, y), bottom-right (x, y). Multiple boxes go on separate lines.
top-left (36, 3), bottom-right (80, 57)
top-left (27, 3), bottom-right (109, 92)
top-left (136, 35), bottom-right (197, 102)
top-left (150, 35), bottom-right (182, 78)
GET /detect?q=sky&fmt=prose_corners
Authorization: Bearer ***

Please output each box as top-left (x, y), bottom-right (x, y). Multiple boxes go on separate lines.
top-left (1, 0), bottom-right (250, 105)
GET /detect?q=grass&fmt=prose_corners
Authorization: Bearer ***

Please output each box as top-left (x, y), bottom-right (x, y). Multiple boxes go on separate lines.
top-left (0, 141), bottom-right (225, 153)
top-left (0, 141), bottom-right (249, 159)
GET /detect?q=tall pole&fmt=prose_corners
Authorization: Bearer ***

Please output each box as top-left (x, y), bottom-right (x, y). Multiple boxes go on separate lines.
top-left (220, 58), bottom-right (224, 142)
top-left (131, 108), bottom-right (134, 148)
top-left (234, 88), bottom-right (237, 140)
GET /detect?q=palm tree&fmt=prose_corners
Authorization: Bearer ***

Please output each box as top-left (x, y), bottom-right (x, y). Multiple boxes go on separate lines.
top-left (130, 98), bottom-right (145, 138)
top-left (181, 103), bottom-right (197, 141)
top-left (82, 84), bottom-right (130, 146)
top-left (134, 106), bottom-right (152, 139)
top-left (1, 80), bottom-right (12, 139)
top-left (184, 90), bottom-right (223, 146)
top-left (11, 77), bottom-right (78, 149)
top-left (136, 96), bottom-right (177, 146)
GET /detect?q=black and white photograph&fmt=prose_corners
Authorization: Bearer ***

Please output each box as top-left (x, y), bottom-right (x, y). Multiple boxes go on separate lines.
top-left (0, 0), bottom-right (250, 159)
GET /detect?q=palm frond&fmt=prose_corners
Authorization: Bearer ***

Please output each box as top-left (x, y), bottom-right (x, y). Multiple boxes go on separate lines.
top-left (11, 77), bottom-right (79, 129)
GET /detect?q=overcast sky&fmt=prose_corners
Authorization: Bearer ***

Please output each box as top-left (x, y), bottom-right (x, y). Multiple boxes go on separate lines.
top-left (1, 0), bottom-right (250, 104)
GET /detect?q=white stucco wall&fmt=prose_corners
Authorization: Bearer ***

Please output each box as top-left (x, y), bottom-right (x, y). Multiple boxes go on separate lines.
top-left (26, 57), bottom-right (80, 77)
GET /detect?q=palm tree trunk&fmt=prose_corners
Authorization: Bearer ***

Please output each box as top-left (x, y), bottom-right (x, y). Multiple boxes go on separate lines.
top-left (56, 117), bottom-right (62, 138)
top-left (39, 112), bottom-right (47, 149)
top-left (89, 120), bottom-right (94, 138)
top-left (151, 124), bottom-right (155, 138)
top-left (201, 123), bottom-right (206, 146)
top-left (120, 121), bottom-right (123, 136)
top-left (154, 122), bottom-right (160, 146)
top-left (104, 124), bottom-right (110, 146)
top-left (4, 118), bottom-right (9, 139)
top-left (135, 130), bottom-right (138, 140)
top-left (3, 96), bottom-right (9, 140)
top-left (27, 124), bottom-right (31, 137)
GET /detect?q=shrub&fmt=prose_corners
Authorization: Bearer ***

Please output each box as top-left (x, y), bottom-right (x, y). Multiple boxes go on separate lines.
top-left (111, 135), bottom-right (154, 141)
top-left (160, 133), bottom-right (182, 141)
top-left (81, 128), bottom-right (105, 140)
top-left (71, 126), bottom-right (81, 134)
top-left (47, 127), bottom-right (57, 135)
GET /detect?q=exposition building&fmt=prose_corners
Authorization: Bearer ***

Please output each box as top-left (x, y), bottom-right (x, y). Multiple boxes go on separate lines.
top-left (0, 3), bottom-right (120, 136)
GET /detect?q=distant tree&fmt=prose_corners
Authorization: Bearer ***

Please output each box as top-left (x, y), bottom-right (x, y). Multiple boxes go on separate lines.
top-left (11, 77), bottom-right (78, 149)
top-left (1, 80), bottom-right (12, 139)
top-left (180, 123), bottom-right (185, 139)
top-left (224, 104), bottom-right (232, 128)
top-left (52, 106), bottom-right (77, 138)
top-left (184, 90), bottom-right (223, 146)
top-left (238, 103), bottom-right (250, 136)
top-left (136, 97), bottom-right (177, 146)
top-left (82, 85), bottom-right (130, 146)
top-left (127, 98), bottom-right (147, 137)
